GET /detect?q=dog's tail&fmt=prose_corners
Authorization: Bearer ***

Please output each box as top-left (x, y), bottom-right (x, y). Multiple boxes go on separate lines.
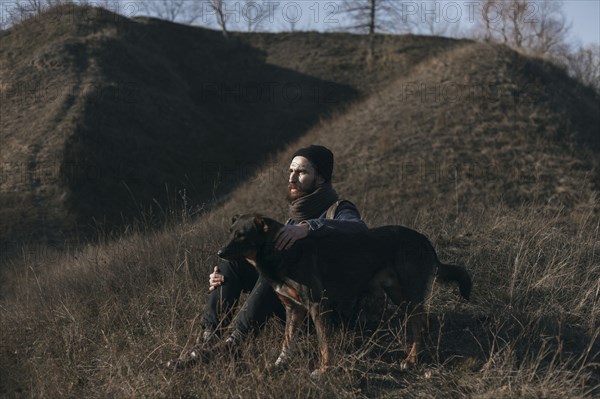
top-left (436, 263), bottom-right (472, 300)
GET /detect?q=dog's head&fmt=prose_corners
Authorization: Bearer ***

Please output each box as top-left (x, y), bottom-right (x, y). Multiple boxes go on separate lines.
top-left (217, 214), bottom-right (271, 262)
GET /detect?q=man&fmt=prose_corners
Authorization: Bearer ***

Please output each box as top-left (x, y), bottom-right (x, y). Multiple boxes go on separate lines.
top-left (167, 145), bottom-right (366, 369)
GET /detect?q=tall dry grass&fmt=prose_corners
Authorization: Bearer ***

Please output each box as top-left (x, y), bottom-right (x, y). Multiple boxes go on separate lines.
top-left (1, 199), bottom-right (598, 398)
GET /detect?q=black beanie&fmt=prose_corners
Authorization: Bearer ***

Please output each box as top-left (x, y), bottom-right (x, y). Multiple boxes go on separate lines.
top-left (292, 145), bottom-right (334, 182)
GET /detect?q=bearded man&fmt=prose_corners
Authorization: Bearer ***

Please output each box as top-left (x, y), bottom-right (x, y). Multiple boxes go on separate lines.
top-left (167, 145), bottom-right (366, 368)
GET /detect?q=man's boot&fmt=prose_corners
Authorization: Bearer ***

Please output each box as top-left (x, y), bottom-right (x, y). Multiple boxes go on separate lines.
top-left (165, 327), bottom-right (217, 370)
top-left (219, 329), bottom-right (244, 357)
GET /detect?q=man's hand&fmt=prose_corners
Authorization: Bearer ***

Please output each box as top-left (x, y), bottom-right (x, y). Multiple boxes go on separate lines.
top-left (209, 266), bottom-right (225, 291)
top-left (275, 223), bottom-right (310, 251)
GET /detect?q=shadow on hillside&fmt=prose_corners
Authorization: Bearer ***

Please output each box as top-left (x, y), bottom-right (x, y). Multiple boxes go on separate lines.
top-left (423, 312), bottom-right (599, 372)
top-left (347, 310), bottom-right (598, 393)
top-left (58, 16), bottom-right (360, 241)
top-left (510, 50), bottom-right (600, 151)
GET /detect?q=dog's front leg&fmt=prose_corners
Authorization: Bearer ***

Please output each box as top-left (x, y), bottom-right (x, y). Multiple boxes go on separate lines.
top-left (274, 298), bottom-right (306, 369)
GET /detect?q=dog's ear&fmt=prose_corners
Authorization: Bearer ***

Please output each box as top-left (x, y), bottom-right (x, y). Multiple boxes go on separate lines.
top-left (231, 214), bottom-right (240, 224)
top-left (254, 216), bottom-right (269, 233)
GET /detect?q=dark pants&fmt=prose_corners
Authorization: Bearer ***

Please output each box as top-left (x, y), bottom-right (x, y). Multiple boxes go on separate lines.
top-left (201, 259), bottom-right (286, 336)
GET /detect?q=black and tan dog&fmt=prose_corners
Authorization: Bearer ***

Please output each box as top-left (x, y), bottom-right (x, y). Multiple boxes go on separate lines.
top-left (217, 214), bottom-right (472, 376)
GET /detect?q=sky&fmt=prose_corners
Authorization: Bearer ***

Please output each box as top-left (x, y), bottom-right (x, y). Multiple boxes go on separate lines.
top-left (562, 0), bottom-right (600, 46)
top-left (4, 1), bottom-right (596, 46)
top-left (186, 0), bottom-right (600, 46)
top-left (253, 0), bottom-right (599, 46)
top-left (283, 0), bottom-right (600, 46)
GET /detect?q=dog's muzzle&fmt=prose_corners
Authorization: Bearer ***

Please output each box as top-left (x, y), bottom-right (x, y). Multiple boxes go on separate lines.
top-left (217, 248), bottom-right (237, 260)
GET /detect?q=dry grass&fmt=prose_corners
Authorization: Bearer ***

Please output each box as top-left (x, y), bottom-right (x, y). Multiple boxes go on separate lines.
top-left (1, 200), bottom-right (598, 397)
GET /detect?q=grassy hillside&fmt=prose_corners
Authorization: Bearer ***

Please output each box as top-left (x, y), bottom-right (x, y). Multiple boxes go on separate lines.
top-left (1, 5), bottom-right (599, 398)
top-left (1, 7), bottom-right (357, 246)
top-left (1, 6), bottom-right (470, 248)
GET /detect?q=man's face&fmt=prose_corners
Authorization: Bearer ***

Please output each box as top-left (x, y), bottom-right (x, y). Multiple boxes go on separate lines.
top-left (287, 156), bottom-right (323, 202)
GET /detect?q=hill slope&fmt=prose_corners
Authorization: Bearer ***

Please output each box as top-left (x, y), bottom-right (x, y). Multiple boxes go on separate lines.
top-left (225, 42), bottom-right (600, 224)
top-left (4, 6), bottom-right (596, 247)
top-left (1, 6), bottom-right (475, 247)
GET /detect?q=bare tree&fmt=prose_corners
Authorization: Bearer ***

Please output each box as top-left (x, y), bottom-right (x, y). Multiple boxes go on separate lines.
top-left (341, 0), bottom-right (400, 35)
top-left (468, 1), bottom-right (599, 92)
top-left (3, 0), bottom-right (69, 27)
top-left (403, 0), bottom-right (465, 37)
top-left (279, 16), bottom-right (298, 32)
top-left (241, 0), bottom-right (277, 32)
top-left (561, 44), bottom-right (600, 93)
top-left (277, 0), bottom-right (303, 32)
top-left (472, 0), bottom-right (570, 57)
top-left (526, 0), bottom-right (571, 57)
top-left (420, 2), bottom-right (447, 36)
top-left (5, 0), bottom-right (42, 25)
top-left (205, 0), bottom-right (233, 37)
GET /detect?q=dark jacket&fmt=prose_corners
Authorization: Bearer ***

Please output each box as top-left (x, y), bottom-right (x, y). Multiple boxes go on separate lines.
top-left (287, 200), bottom-right (368, 237)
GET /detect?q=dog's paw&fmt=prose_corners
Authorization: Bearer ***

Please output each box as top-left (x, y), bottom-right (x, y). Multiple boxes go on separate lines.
top-left (165, 354), bottom-right (197, 371)
top-left (400, 359), bottom-right (416, 370)
top-left (274, 352), bottom-right (288, 367)
top-left (273, 347), bottom-right (295, 368)
top-left (310, 367), bottom-right (329, 380)
top-left (264, 350), bottom-right (292, 374)
top-left (264, 362), bottom-right (284, 375)
top-left (310, 369), bottom-right (323, 379)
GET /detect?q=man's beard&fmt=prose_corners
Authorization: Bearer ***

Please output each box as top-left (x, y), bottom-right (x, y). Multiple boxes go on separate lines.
top-left (287, 182), bottom-right (317, 203)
